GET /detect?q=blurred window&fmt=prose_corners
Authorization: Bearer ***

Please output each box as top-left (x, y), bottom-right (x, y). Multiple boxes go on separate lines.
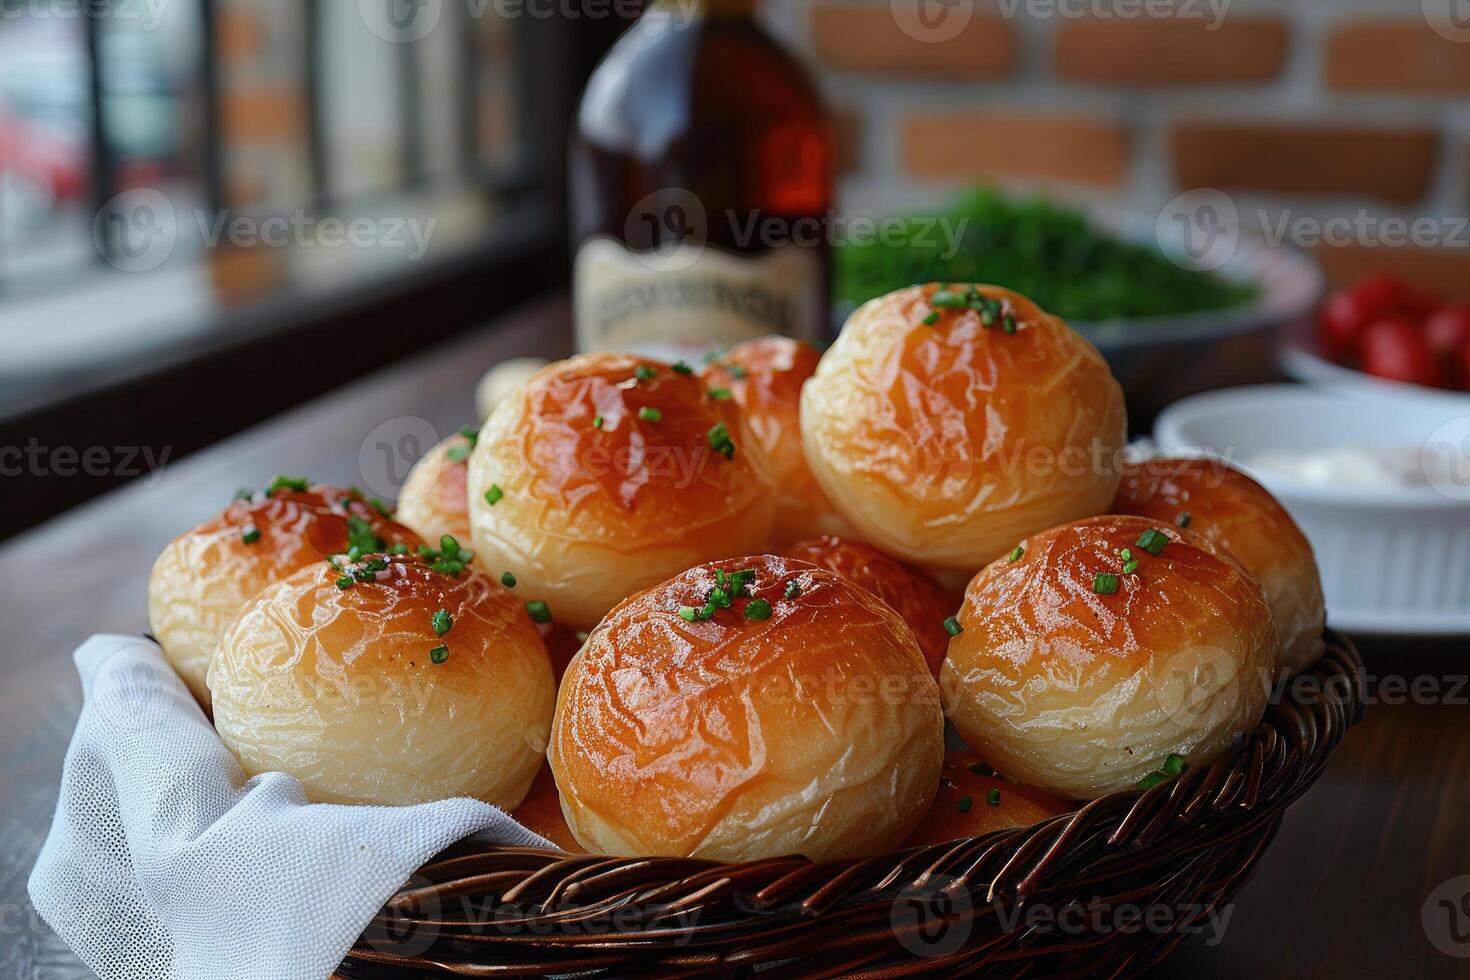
top-left (0, 0), bottom-right (546, 415)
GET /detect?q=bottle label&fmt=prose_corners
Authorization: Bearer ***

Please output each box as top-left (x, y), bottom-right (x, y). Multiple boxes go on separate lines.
top-left (573, 235), bottom-right (821, 355)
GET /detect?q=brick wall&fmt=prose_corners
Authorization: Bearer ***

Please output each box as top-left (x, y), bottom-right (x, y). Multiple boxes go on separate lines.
top-left (766, 0), bottom-right (1470, 298)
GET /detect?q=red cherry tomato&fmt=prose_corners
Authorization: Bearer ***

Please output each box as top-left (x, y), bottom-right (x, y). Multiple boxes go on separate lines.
top-left (1319, 290), bottom-right (1374, 361)
top-left (1320, 275), bottom-right (1424, 361)
top-left (1424, 306), bottom-right (1470, 357)
top-left (1360, 317), bottom-right (1445, 388)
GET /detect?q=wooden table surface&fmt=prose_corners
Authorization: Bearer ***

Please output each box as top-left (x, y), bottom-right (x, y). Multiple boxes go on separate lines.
top-left (1, 296), bottom-right (1466, 979)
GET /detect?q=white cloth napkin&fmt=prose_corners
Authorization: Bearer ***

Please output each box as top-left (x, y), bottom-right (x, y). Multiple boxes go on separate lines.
top-left (28, 634), bottom-right (549, 980)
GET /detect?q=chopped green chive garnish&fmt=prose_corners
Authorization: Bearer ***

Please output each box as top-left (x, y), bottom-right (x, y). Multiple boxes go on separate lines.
top-left (1122, 559), bottom-right (1141, 575)
top-left (1176, 512), bottom-right (1192, 528)
top-left (446, 444), bottom-right (471, 463)
top-left (429, 645), bottom-right (449, 664)
top-left (987, 789), bottom-right (1001, 807)
top-left (634, 365), bottom-right (656, 381)
top-left (1002, 314), bottom-right (1017, 334)
top-left (593, 415), bottom-right (604, 429)
top-left (440, 535), bottom-right (461, 557)
top-left (708, 387), bottom-right (732, 401)
top-left (943, 616), bottom-right (963, 637)
top-left (458, 425), bottom-right (478, 443)
top-left (336, 576), bottom-right (353, 590)
top-left (388, 542), bottom-right (409, 555)
top-left (417, 543), bottom-right (436, 558)
top-left (980, 305), bottom-right (998, 327)
top-left (638, 406), bottom-right (662, 423)
top-left (241, 526), bottom-right (261, 545)
top-left (678, 605), bottom-right (698, 622)
top-left (922, 310), bottom-right (940, 326)
top-left (1093, 573), bottom-right (1120, 595)
top-left (784, 580), bottom-right (801, 600)
top-left (484, 485), bottom-right (503, 506)
top-left (726, 364), bottom-right (747, 380)
top-left (708, 422), bottom-right (736, 460)
top-left (431, 608), bottom-right (453, 636)
top-left (930, 289), bottom-right (966, 309)
top-left (267, 475), bottom-right (309, 495)
top-left (1138, 753), bottom-right (1187, 789)
top-left (672, 361), bottom-right (693, 375)
top-left (526, 601), bottom-right (552, 623)
top-left (233, 488), bottom-right (253, 502)
top-left (1136, 528), bottom-right (1170, 556)
top-left (957, 795), bottom-right (974, 813)
top-left (1008, 545), bottom-right (1024, 562)
top-left (346, 516), bottom-right (385, 555)
top-left (501, 571), bottom-right (516, 588)
top-left (745, 598), bottom-right (773, 621)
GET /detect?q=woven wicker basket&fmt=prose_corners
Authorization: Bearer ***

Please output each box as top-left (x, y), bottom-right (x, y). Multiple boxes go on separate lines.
top-left (336, 630), bottom-right (1363, 979)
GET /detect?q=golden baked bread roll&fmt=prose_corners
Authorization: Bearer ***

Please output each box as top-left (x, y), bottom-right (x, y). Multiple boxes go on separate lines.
top-left (801, 283), bottom-right (1126, 570)
top-left (395, 428), bottom-right (476, 545)
top-left (942, 515), bottom-right (1275, 800)
top-left (549, 555), bottom-right (944, 862)
top-left (147, 481), bottom-right (420, 709)
top-left (1112, 456), bottom-right (1326, 678)
top-left (209, 549), bottom-right (555, 808)
top-left (904, 751), bottom-right (1068, 846)
top-left (468, 353), bottom-right (776, 631)
top-left (781, 535), bottom-right (954, 678)
top-left (702, 337), bottom-right (851, 544)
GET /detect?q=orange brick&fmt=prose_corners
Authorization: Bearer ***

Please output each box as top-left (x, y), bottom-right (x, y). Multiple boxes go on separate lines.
top-left (215, 6), bottom-right (261, 61)
top-left (1325, 18), bottom-right (1470, 94)
top-left (902, 111), bottom-right (1128, 188)
top-left (1314, 243), bottom-right (1470, 302)
top-left (221, 88), bottom-right (305, 141)
top-left (1169, 121), bottom-right (1437, 204)
top-left (810, 4), bottom-right (1015, 78)
top-left (1054, 16), bottom-right (1288, 85)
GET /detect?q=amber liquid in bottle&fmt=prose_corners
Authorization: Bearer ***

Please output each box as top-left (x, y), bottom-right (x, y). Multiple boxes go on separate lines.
top-left (569, 0), bottom-right (833, 355)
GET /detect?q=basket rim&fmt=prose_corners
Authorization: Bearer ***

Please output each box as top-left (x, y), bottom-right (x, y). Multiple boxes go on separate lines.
top-left (341, 628), bottom-right (1365, 979)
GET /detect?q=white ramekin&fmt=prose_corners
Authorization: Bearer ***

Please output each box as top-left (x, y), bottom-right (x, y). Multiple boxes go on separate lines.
top-left (1154, 385), bottom-right (1470, 636)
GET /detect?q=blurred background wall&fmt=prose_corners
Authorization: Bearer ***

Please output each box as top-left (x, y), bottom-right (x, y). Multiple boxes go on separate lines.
top-left (765, 0), bottom-right (1470, 300)
top-left (3, 0), bottom-right (1470, 538)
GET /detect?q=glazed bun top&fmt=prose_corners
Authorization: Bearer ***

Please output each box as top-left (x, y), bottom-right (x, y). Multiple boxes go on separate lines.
top-left (147, 480), bottom-right (422, 707)
top-left (703, 337), bottom-right (849, 543)
top-left (215, 548), bottom-right (540, 701)
top-left (942, 515), bottom-right (1276, 799)
top-left (781, 535), bottom-right (954, 678)
top-left (955, 515), bottom-right (1267, 675)
top-left (208, 548), bottom-right (555, 807)
top-left (198, 482), bottom-right (419, 579)
top-left (474, 352), bottom-right (773, 546)
top-left (1112, 456), bottom-right (1326, 676)
top-left (800, 283), bottom-right (1126, 569)
top-left (551, 554), bottom-right (941, 860)
top-left (394, 429), bottom-right (475, 545)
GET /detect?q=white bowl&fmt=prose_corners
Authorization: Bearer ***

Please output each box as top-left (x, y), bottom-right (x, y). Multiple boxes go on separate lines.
top-left (1155, 385), bottom-right (1470, 636)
